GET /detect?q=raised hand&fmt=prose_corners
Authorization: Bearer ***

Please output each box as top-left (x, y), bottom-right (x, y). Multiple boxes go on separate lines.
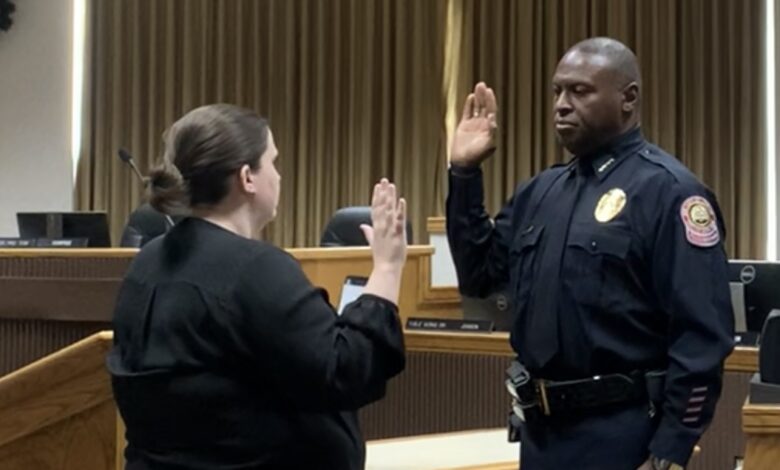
top-left (361, 178), bottom-right (407, 270)
top-left (450, 82), bottom-right (499, 167)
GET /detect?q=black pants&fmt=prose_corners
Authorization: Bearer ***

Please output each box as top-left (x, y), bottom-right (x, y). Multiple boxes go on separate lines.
top-left (519, 403), bottom-right (660, 470)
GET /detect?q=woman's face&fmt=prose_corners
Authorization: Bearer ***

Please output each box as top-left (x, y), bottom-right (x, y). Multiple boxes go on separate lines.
top-left (252, 130), bottom-right (281, 227)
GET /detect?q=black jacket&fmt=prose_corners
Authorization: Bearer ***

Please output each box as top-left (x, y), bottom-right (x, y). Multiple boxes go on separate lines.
top-left (109, 217), bottom-right (405, 469)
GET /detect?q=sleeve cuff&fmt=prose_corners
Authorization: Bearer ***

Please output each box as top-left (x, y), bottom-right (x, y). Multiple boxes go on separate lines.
top-left (449, 164), bottom-right (482, 178)
top-left (353, 293), bottom-right (399, 313)
top-left (648, 416), bottom-right (701, 467)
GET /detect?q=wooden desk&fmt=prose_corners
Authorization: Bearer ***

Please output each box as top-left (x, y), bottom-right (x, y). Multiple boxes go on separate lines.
top-left (290, 245), bottom-right (456, 320)
top-left (0, 249), bottom-right (134, 376)
top-left (360, 330), bottom-right (757, 470)
top-left (0, 332), bottom-right (118, 470)
top-left (0, 246), bottom-right (759, 469)
top-left (742, 399), bottom-right (780, 470)
top-left (0, 246), bottom-right (443, 375)
top-left (0, 327), bottom-right (757, 470)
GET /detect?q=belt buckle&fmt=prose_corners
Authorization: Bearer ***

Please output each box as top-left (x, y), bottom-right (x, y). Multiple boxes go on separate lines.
top-left (536, 379), bottom-right (551, 416)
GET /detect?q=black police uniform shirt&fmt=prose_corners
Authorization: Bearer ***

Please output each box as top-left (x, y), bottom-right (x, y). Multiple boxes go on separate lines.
top-left (108, 217), bottom-right (405, 470)
top-left (446, 127), bottom-right (735, 465)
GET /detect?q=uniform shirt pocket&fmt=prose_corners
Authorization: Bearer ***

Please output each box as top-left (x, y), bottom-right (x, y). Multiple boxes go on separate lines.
top-left (510, 224), bottom-right (545, 312)
top-left (565, 228), bottom-right (632, 309)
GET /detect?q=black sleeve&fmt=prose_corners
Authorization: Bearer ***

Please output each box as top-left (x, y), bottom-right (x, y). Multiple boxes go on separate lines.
top-left (647, 183), bottom-right (735, 466)
top-left (229, 246), bottom-right (405, 411)
top-left (446, 167), bottom-right (517, 297)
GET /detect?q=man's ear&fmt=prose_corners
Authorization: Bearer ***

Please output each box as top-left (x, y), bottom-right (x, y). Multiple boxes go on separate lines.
top-left (238, 164), bottom-right (257, 194)
top-left (622, 82), bottom-right (639, 113)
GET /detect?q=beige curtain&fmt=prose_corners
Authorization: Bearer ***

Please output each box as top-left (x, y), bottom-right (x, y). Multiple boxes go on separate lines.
top-left (77, 0), bottom-right (766, 257)
top-left (446, 0), bottom-right (766, 259)
top-left (75, 0), bottom-right (447, 247)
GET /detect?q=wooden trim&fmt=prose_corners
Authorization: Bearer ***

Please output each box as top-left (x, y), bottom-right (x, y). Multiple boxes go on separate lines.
top-left (405, 330), bottom-right (513, 356)
top-left (0, 331), bottom-right (113, 396)
top-left (417, 256), bottom-right (462, 307)
top-left (0, 249), bottom-right (138, 258)
top-left (725, 346), bottom-right (760, 373)
top-left (0, 246), bottom-right (435, 260)
top-left (116, 409), bottom-right (126, 470)
top-left (0, 278), bottom-right (123, 321)
top-left (0, 331), bottom-right (114, 447)
top-left (743, 399), bottom-right (780, 434)
top-left (367, 427), bottom-right (504, 445)
top-left (287, 245), bottom-right (434, 260)
top-left (427, 217), bottom-right (446, 234)
top-left (404, 330), bottom-right (758, 373)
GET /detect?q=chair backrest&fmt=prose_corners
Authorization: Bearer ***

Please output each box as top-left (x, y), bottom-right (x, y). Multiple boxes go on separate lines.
top-left (120, 203), bottom-right (178, 248)
top-left (320, 206), bottom-right (413, 247)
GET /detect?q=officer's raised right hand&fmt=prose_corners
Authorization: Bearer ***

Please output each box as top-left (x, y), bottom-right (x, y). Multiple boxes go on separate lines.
top-left (450, 82), bottom-right (499, 167)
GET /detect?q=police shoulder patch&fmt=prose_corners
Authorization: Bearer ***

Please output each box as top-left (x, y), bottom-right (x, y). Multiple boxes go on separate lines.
top-left (680, 196), bottom-right (719, 247)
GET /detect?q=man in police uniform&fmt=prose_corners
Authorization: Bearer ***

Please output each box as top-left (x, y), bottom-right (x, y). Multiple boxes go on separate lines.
top-left (446, 37), bottom-right (734, 470)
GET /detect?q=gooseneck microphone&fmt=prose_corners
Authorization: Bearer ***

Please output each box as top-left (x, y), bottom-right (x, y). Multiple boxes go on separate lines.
top-left (118, 148), bottom-right (149, 187)
top-left (117, 148), bottom-right (175, 228)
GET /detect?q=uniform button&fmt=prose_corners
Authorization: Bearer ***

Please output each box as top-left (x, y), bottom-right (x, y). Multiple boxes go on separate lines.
top-left (591, 241), bottom-right (597, 250)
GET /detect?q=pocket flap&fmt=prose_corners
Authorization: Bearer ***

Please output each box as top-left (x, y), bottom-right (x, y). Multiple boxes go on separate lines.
top-left (512, 224), bottom-right (545, 253)
top-left (568, 228), bottom-right (631, 259)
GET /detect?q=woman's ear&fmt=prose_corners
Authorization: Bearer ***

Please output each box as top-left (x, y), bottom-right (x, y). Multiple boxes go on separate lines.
top-left (238, 164), bottom-right (257, 194)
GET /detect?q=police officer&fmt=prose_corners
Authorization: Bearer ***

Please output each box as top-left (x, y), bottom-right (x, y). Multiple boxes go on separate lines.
top-left (446, 37), bottom-right (734, 470)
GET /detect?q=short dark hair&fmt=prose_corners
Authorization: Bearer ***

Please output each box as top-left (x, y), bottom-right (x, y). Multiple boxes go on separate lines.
top-left (149, 104), bottom-right (269, 214)
top-left (566, 37), bottom-right (641, 88)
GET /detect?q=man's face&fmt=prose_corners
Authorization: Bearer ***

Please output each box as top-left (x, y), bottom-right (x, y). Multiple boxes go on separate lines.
top-left (552, 51), bottom-right (628, 156)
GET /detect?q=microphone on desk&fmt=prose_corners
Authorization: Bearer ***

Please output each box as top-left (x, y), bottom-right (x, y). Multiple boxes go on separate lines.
top-left (118, 148), bottom-right (149, 187)
top-left (117, 148), bottom-right (175, 229)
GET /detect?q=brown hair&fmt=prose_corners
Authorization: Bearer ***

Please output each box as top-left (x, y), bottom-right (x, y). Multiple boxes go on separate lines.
top-left (149, 104), bottom-right (269, 214)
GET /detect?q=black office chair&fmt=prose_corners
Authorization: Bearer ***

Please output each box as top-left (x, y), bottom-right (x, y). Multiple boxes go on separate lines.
top-left (120, 203), bottom-right (179, 248)
top-left (320, 206), bottom-right (413, 247)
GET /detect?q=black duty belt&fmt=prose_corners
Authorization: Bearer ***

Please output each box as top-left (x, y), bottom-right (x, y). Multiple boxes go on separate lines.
top-left (505, 360), bottom-right (661, 424)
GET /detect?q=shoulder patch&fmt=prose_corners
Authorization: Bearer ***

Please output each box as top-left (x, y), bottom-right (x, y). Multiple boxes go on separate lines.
top-left (680, 196), bottom-right (720, 247)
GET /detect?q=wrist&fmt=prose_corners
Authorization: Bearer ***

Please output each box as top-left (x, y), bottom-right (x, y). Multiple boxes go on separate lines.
top-left (372, 262), bottom-right (403, 275)
top-left (650, 456), bottom-right (683, 470)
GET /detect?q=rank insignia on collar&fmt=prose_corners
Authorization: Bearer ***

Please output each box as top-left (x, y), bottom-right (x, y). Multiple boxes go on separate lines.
top-left (681, 196), bottom-right (720, 247)
top-left (598, 157), bottom-right (615, 173)
top-left (594, 188), bottom-right (627, 223)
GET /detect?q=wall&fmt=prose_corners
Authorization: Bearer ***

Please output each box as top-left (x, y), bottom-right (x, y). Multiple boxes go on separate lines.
top-left (0, 0), bottom-right (73, 237)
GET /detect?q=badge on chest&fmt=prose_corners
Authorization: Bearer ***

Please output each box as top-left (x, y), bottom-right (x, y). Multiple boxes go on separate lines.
top-left (594, 188), bottom-right (627, 223)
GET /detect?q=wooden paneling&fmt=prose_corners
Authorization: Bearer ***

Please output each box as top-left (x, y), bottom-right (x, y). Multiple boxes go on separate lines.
top-left (360, 351), bottom-right (511, 439)
top-left (362, 333), bottom-right (756, 470)
top-left (426, 217), bottom-right (446, 234)
top-left (0, 400), bottom-right (118, 470)
top-left (405, 330), bottom-right (758, 372)
top-left (743, 400), bottom-right (780, 470)
top-left (417, 255), bottom-right (463, 311)
top-left (0, 248), bottom-right (758, 470)
top-left (292, 246), bottom-right (442, 321)
top-left (0, 246), bottom-right (448, 376)
top-left (743, 401), bottom-right (780, 433)
top-left (406, 330), bottom-right (513, 356)
top-left (0, 320), bottom-right (108, 376)
top-left (690, 372), bottom-right (752, 470)
top-left (0, 332), bottom-right (118, 470)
